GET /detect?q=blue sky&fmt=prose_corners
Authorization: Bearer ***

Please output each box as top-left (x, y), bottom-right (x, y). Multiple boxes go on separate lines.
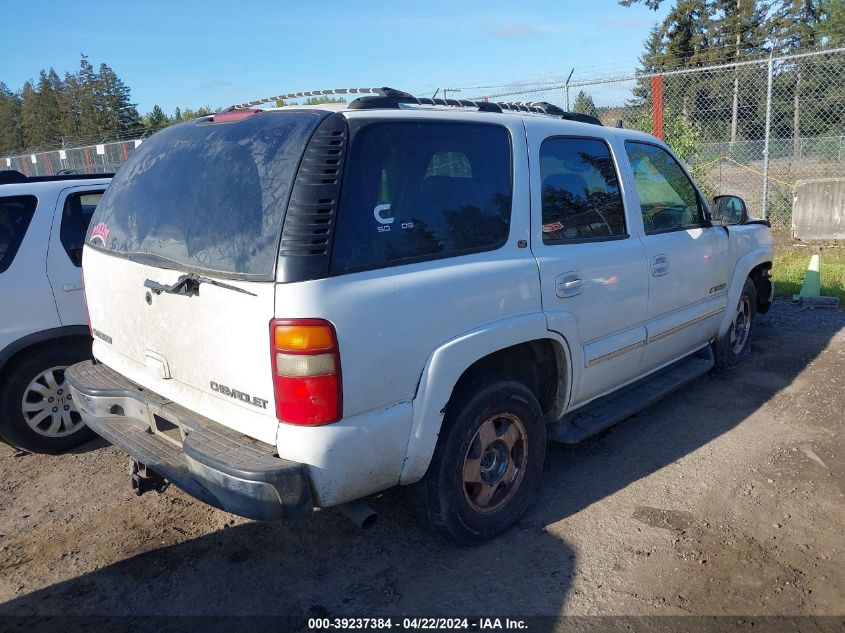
top-left (2, 0), bottom-right (670, 115)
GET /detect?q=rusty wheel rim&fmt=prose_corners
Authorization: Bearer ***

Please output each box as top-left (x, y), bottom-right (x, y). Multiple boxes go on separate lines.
top-left (462, 412), bottom-right (528, 514)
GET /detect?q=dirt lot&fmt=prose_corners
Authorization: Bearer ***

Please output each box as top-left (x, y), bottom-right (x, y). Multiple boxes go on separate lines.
top-left (0, 300), bottom-right (843, 624)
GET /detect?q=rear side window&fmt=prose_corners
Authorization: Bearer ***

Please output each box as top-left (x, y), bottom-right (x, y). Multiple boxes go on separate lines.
top-left (0, 195), bottom-right (37, 274)
top-left (61, 191), bottom-right (103, 267)
top-left (330, 121), bottom-right (512, 274)
top-left (540, 138), bottom-right (626, 243)
top-left (88, 111), bottom-right (325, 279)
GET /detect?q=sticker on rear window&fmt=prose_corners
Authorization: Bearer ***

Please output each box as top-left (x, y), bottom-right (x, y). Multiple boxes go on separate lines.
top-left (90, 222), bottom-right (110, 245)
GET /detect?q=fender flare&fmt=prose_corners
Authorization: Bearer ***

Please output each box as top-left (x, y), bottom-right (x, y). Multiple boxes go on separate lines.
top-left (399, 312), bottom-right (571, 485)
top-left (717, 246), bottom-right (774, 338)
top-left (0, 326), bottom-right (90, 375)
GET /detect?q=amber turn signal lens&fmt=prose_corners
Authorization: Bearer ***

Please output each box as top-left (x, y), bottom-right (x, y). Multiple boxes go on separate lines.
top-left (274, 324), bottom-right (334, 352)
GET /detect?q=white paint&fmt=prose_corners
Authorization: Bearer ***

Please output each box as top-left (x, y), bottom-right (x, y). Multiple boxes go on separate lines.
top-left (0, 178), bottom-right (111, 375)
top-left (75, 106), bottom-right (774, 511)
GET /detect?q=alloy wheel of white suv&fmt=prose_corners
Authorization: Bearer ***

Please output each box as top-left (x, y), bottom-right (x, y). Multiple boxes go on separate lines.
top-left (0, 342), bottom-right (94, 453)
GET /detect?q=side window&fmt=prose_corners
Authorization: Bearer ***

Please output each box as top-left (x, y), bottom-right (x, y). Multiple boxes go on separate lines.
top-left (539, 137), bottom-right (626, 242)
top-left (624, 142), bottom-right (701, 235)
top-left (330, 121), bottom-right (512, 274)
top-left (0, 195), bottom-right (38, 274)
top-left (60, 191), bottom-right (104, 266)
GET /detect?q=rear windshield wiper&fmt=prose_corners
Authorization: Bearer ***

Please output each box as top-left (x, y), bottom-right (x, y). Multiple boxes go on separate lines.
top-left (144, 273), bottom-right (257, 297)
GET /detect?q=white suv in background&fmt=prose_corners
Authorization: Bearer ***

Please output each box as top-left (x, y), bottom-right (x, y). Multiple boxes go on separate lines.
top-left (0, 170), bottom-right (110, 453)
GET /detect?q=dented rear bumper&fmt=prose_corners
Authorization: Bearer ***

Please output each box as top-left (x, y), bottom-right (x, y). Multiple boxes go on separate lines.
top-left (65, 361), bottom-right (313, 521)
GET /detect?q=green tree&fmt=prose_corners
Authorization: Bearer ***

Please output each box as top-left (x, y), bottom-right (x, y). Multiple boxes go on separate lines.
top-left (21, 71), bottom-right (64, 149)
top-left (0, 83), bottom-right (23, 154)
top-left (96, 63), bottom-right (140, 136)
top-left (572, 91), bottom-right (599, 117)
top-left (76, 54), bottom-right (100, 140)
top-left (143, 105), bottom-right (171, 129)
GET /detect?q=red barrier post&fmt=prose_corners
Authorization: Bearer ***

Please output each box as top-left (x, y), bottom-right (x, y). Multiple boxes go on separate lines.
top-left (651, 74), bottom-right (664, 140)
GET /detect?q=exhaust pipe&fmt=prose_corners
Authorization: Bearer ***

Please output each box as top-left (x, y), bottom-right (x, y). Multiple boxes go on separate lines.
top-left (337, 500), bottom-right (378, 529)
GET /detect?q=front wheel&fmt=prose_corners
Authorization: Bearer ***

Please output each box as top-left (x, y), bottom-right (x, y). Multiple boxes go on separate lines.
top-left (715, 277), bottom-right (757, 367)
top-left (407, 377), bottom-right (546, 544)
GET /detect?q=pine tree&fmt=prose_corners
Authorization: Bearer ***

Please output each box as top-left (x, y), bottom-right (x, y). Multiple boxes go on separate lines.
top-left (573, 91), bottom-right (600, 117)
top-left (0, 83), bottom-right (23, 154)
top-left (143, 105), bottom-right (171, 130)
top-left (76, 55), bottom-right (100, 140)
top-left (20, 72), bottom-right (65, 149)
top-left (97, 63), bottom-right (140, 136)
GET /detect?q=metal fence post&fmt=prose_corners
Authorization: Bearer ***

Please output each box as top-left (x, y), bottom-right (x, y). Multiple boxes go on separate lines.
top-left (762, 51), bottom-right (774, 221)
top-left (564, 68), bottom-right (574, 111)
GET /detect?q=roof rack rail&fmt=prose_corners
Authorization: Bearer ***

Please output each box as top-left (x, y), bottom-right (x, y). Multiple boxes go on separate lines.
top-left (227, 87), bottom-right (412, 111)
top-left (347, 93), bottom-right (603, 126)
top-left (227, 86), bottom-right (602, 125)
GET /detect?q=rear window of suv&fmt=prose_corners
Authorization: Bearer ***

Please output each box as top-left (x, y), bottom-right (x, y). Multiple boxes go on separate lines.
top-left (0, 195), bottom-right (37, 274)
top-left (330, 121), bottom-right (512, 274)
top-left (87, 111), bottom-right (324, 279)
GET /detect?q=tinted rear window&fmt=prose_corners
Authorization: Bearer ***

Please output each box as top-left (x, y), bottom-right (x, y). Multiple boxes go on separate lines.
top-left (330, 121), bottom-right (512, 274)
top-left (88, 111), bottom-right (324, 278)
top-left (0, 195), bottom-right (37, 274)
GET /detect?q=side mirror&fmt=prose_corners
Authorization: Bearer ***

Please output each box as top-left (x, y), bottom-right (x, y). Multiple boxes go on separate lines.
top-left (711, 195), bottom-right (748, 226)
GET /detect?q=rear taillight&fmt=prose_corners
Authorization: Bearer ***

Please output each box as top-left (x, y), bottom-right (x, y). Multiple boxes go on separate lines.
top-left (270, 319), bottom-right (341, 426)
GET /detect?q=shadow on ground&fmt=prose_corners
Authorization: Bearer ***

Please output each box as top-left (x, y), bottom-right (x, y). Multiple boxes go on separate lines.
top-left (0, 302), bottom-right (841, 627)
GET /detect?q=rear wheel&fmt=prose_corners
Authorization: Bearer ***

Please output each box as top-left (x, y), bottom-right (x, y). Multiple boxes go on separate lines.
top-left (0, 342), bottom-right (95, 454)
top-left (407, 377), bottom-right (546, 544)
top-left (715, 277), bottom-right (757, 367)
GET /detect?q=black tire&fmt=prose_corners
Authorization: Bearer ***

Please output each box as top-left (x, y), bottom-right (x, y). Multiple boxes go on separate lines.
top-left (0, 341), bottom-right (94, 454)
top-left (407, 376), bottom-right (546, 544)
top-left (715, 277), bottom-right (757, 368)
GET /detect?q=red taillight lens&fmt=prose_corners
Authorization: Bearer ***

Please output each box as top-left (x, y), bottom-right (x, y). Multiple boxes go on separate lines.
top-left (270, 319), bottom-right (341, 426)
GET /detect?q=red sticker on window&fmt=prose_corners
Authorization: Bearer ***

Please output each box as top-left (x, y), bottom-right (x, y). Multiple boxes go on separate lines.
top-left (90, 222), bottom-right (109, 245)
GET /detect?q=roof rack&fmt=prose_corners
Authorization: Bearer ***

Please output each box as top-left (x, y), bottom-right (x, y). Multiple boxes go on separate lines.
top-left (227, 87), bottom-right (410, 111)
top-left (0, 170), bottom-right (113, 185)
top-left (228, 86), bottom-right (602, 125)
top-left (347, 91), bottom-right (603, 126)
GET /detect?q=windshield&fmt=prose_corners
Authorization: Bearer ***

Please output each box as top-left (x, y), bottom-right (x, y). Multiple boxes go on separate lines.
top-left (87, 110), bottom-right (324, 279)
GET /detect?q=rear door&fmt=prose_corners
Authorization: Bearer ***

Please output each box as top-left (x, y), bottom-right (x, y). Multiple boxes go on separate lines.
top-left (47, 185), bottom-right (106, 325)
top-left (529, 129), bottom-right (649, 407)
top-left (621, 140), bottom-right (729, 372)
top-left (82, 110), bottom-right (326, 445)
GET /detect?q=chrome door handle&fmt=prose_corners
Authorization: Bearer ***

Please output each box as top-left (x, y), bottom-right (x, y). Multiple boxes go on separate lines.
top-left (651, 255), bottom-right (669, 277)
top-left (63, 282), bottom-right (83, 292)
top-left (555, 273), bottom-right (583, 298)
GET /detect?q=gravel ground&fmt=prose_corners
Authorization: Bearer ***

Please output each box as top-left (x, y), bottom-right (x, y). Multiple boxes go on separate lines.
top-left (0, 299), bottom-right (843, 623)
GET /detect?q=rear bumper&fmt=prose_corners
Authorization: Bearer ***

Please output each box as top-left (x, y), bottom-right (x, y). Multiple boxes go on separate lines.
top-left (66, 361), bottom-right (313, 521)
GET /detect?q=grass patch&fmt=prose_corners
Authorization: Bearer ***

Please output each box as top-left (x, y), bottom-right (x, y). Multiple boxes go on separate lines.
top-left (771, 231), bottom-right (845, 304)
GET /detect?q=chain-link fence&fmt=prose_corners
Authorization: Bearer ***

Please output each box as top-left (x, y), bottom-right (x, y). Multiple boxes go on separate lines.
top-left (4, 47), bottom-right (844, 229)
top-left (2, 137), bottom-right (144, 177)
top-left (468, 46), bottom-right (845, 230)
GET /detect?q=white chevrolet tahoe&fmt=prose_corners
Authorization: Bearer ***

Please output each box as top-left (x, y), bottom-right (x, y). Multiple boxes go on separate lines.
top-left (0, 170), bottom-right (110, 453)
top-left (66, 88), bottom-right (773, 543)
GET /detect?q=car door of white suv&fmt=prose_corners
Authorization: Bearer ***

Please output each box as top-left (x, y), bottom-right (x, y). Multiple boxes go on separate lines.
top-left (529, 128), bottom-right (649, 407)
top-left (47, 186), bottom-right (105, 325)
top-left (621, 140), bottom-right (729, 372)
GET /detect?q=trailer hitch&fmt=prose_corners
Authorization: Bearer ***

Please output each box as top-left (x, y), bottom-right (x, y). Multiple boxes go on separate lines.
top-left (130, 460), bottom-right (169, 496)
